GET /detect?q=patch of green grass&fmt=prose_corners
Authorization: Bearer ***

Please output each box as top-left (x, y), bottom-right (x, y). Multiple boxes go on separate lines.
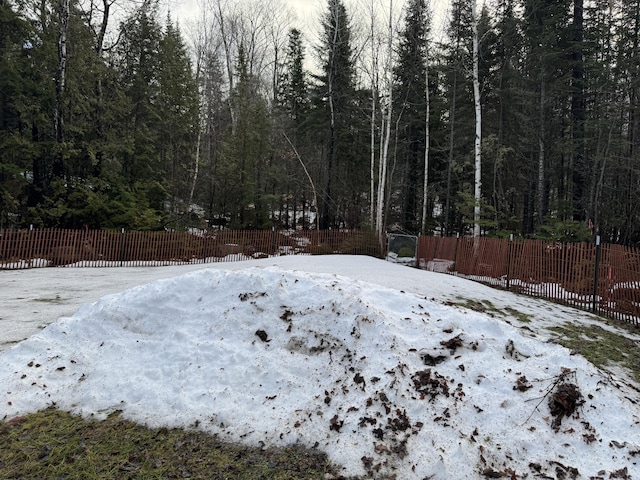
top-left (502, 306), bottom-right (533, 323)
top-left (548, 323), bottom-right (640, 383)
top-left (451, 297), bottom-right (496, 314)
top-left (0, 408), bottom-right (339, 479)
top-left (451, 297), bottom-right (532, 323)
top-left (449, 295), bottom-right (639, 384)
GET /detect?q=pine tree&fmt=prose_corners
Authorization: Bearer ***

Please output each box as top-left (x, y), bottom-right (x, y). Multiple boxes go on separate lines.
top-left (220, 43), bottom-right (272, 229)
top-left (393, 0), bottom-right (429, 233)
top-left (442, 0), bottom-right (474, 235)
top-left (0, 1), bottom-right (36, 226)
top-left (157, 16), bottom-right (199, 227)
top-left (196, 50), bottom-right (228, 227)
top-left (521, 0), bottom-right (572, 233)
top-left (486, 0), bottom-right (524, 233)
top-left (114, 1), bottom-right (165, 229)
top-left (314, 0), bottom-right (358, 229)
top-left (275, 28), bottom-right (311, 229)
top-left (277, 29), bottom-right (308, 128)
top-left (609, 0), bottom-right (640, 244)
top-left (570, 0), bottom-right (586, 222)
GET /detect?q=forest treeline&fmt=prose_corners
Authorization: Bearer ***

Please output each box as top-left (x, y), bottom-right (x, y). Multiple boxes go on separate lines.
top-left (0, 0), bottom-right (638, 246)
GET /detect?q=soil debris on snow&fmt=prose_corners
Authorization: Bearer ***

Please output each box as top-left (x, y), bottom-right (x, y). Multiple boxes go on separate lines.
top-left (549, 381), bottom-right (583, 431)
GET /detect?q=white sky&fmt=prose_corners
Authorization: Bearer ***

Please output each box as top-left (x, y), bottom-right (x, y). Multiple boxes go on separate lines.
top-left (173, 0), bottom-right (451, 42)
top-left (1, 255), bottom-right (639, 478)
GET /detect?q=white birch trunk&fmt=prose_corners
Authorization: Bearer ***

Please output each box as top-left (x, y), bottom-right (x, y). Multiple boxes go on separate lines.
top-left (472, 0), bottom-right (482, 238)
top-left (370, 84), bottom-right (376, 228)
top-left (421, 40), bottom-right (430, 234)
top-left (213, 0), bottom-right (237, 131)
top-left (322, 1), bottom-right (339, 229)
top-left (54, 0), bottom-right (70, 144)
top-left (376, 0), bottom-right (393, 237)
top-left (369, 3), bottom-right (377, 228)
top-left (537, 76), bottom-right (545, 224)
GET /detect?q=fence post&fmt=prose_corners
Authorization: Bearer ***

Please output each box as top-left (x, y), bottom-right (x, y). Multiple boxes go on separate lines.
top-left (452, 233), bottom-right (460, 274)
top-left (592, 235), bottom-right (601, 313)
top-left (120, 228), bottom-right (125, 267)
top-left (506, 234), bottom-right (514, 290)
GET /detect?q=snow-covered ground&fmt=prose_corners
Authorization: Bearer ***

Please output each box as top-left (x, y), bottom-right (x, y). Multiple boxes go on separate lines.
top-left (1, 256), bottom-right (639, 478)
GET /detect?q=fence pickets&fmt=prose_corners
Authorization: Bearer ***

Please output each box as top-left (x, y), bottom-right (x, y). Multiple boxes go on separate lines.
top-left (417, 236), bottom-right (639, 326)
top-left (0, 228), bottom-right (383, 269)
top-left (1, 228), bottom-right (638, 326)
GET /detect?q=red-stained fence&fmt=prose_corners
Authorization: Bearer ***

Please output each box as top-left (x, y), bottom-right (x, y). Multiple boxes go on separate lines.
top-left (417, 236), bottom-right (640, 325)
top-left (0, 228), bottom-right (383, 269)
top-left (3, 228), bottom-right (637, 325)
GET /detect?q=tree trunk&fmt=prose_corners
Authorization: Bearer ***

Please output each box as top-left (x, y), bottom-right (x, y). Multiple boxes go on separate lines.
top-left (322, 5), bottom-right (338, 230)
top-left (188, 121), bottom-right (201, 212)
top-left (537, 75), bottom-right (545, 226)
top-left (571, 0), bottom-right (585, 221)
top-left (376, 0), bottom-right (393, 237)
top-left (445, 70), bottom-right (457, 236)
top-left (53, 0), bottom-right (70, 179)
top-left (369, 2), bottom-right (377, 229)
top-left (214, 0), bottom-right (237, 131)
top-left (472, 0), bottom-right (482, 238)
top-left (421, 42), bottom-right (430, 234)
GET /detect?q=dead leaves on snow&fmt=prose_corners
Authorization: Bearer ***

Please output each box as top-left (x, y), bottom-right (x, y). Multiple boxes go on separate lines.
top-left (549, 382), bottom-right (583, 431)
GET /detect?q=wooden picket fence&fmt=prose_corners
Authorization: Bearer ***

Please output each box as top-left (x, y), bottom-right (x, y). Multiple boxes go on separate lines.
top-left (0, 228), bottom-right (383, 269)
top-left (2, 227), bottom-right (638, 325)
top-left (417, 236), bottom-right (640, 325)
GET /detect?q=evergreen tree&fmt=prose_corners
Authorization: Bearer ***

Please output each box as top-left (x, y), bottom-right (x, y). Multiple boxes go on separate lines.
top-left (0, 1), bottom-right (36, 226)
top-left (157, 16), bottom-right (199, 227)
top-left (196, 48), bottom-right (228, 228)
top-left (441, 0), bottom-right (475, 235)
top-left (521, 0), bottom-right (571, 233)
top-left (314, 0), bottom-right (361, 229)
top-left (277, 29), bottom-right (308, 129)
top-left (583, 0), bottom-right (619, 235)
top-left (275, 28), bottom-right (311, 229)
top-left (393, 0), bottom-right (429, 233)
top-left (18, 0), bottom-right (59, 223)
top-left (4, 0), bottom-right (124, 228)
top-left (114, 2), bottom-right (165, 229)
top-left (607, 0), bottom-right (640, 244)
top-left (220, 43), bottom-right (272, 229)
top-left (486, 0), bottom-right (524, 233)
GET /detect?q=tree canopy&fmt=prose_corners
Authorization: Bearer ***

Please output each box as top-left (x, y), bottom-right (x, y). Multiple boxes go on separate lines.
top-left (1, 0), bottom-right (638, 246)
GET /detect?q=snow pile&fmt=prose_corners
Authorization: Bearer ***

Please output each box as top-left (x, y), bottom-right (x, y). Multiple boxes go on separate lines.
top-left (1, 265), bottom-right (639, 478)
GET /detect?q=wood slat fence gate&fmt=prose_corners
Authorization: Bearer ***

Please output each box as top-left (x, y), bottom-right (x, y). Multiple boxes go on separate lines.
top-left (417, 236), bottom-right (640, 325)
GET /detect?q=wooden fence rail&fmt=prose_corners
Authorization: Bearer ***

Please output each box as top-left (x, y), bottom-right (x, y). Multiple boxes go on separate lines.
top-left (417, 235), bottom-right (640, 325)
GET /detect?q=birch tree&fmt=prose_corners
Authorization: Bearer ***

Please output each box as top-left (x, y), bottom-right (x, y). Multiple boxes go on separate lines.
top-left (53, 0), bottom-right (70, 178)
top-left (471, 0), bottom-right (482, 238)
top-left (421, 27), bottom-right (430, 235)
top-left (375, 0), bottom-right (394, 237)
top-left (368, 1), bottom-right (380, 229)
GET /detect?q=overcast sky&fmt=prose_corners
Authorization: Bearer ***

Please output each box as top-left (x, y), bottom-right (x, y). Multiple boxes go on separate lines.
top-left (174, 0), bottom-right (450, 42)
